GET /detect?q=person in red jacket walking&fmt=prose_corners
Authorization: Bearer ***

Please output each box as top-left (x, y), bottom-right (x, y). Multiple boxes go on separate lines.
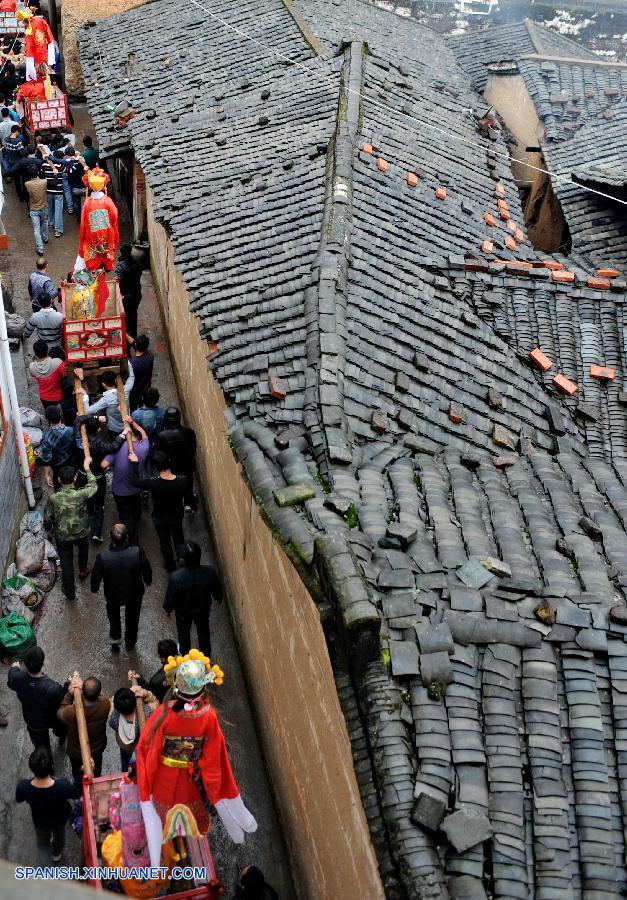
top-left (76, 168), bottom-right (120, 273)
top-left (29, 339), bottom-right (64, 409)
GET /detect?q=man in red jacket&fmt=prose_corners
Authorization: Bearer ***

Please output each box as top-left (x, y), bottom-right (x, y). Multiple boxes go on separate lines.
top-left (29, 339), bottom-right (64, 409)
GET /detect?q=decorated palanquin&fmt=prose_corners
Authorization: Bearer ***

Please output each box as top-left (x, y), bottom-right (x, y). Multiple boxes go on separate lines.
top-left (77, 167), bottom-right (120, 273)
top-left (61, 270), bottom-right (126, 364)
top-left (135, 652), bottom-right (257, 868)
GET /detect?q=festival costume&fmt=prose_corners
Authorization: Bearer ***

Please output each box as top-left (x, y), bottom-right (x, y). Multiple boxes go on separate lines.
top-left (76, 168), bottom-right (120, 274)
top-left (18, 9), bottom-right (55, 82)
top-left (135, 652), bottom-right (257, 868)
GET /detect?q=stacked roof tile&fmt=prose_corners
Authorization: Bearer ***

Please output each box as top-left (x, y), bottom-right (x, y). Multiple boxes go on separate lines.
top-left (80, 0), bottom-right (627, 896)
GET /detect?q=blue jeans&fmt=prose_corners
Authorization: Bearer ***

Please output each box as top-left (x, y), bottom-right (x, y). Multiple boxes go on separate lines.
top-left (47, 193), bottom-right (63, 235)
top-left (62, 175), bottom-right (74, 212)
top-left (30, 209), bottom-right (48, 253)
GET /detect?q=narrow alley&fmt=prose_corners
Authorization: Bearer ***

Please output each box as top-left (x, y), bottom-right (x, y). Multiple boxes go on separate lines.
top-left (0, 104), bottom-right (294, 898)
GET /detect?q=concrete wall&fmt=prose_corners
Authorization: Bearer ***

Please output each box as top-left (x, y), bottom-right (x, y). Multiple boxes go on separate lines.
top-left (61, 0), bottom-right (147, 97)
top-left (145, 185), bottom-right (385, 900)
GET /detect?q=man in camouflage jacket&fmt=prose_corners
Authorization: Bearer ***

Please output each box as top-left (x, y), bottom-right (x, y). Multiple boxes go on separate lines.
top-left (43, 454), bottom-right (97, 600)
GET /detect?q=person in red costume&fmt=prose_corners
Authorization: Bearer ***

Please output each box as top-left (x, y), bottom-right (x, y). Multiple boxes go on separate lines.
top-left (18, 8), bottom-right (55, 81)
top-left (76, 167), bottom-right (120, 274)
top-left (135, 651), bottom-right (257, 868)
top-left (0, 1), bottom-right (17, 12)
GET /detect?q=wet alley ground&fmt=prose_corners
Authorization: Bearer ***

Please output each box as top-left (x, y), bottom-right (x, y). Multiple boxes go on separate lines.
top-left (0, 105), bottom-right (295, 898)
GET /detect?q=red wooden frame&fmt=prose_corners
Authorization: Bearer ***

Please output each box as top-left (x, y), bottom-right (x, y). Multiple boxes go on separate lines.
top-left (61, 277), bottom-right (127, 364)
top-left (23, 93), bottom-right (69, 133)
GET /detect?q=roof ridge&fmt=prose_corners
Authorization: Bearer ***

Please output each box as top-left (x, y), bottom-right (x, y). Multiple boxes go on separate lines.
top-left (304, 41), bottom-right (363, 472)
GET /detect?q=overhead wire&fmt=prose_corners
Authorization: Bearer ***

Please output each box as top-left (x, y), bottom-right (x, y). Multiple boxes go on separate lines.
top-left (182, 0), bottom-right (627, 209)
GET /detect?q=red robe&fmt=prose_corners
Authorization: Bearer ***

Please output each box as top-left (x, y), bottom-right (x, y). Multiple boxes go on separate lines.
top-left (78, 194), bottom-right (120, 272)
top-left (136, 700), bottom-right (239, 834)
top-left (25, 16), bottom-right (54, 66)
top-left (0, 1), bottom-right (17, 12)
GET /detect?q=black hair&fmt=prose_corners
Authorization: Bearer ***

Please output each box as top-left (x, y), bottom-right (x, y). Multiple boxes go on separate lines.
top-left (1, 108), bottom-right (9, 118)
top-left (24, 645), bottom-right (44, 674)
top-left (135, 334), bottom-right (149, 353)
top-left (83, 415), bottom-right (101, 435)
top-left (101, 371), bottom-right (116, 387)
top-left (239, 867), bottom-right (266, 899)
top-left (163, 407), bottom-right (181, 428)
top-left (83, 677), bottom-right (101, 702)
top-left (158, 639), bottom-right (178, 660)
top-left (152, 450), bottom-right (169, 472)
top-left (29, 746), bottom-right (54, 779)
top-left (65, 146), bottom-right (75, 157)
top-left (113, 687), bottom-right (136, 715)
top-left (182, 542), bottom-right (201, 567)
top-left (33, 339), bottom-right (48, 358)
top-left (39, 292), bottom-right (52, 308)
top-left (119, 243), bottom-right (132, 259)
top-left (83, 135), bottom-right (93, 148)
top-left (36, 257), bottom-right (47, 269)
top-left (58, 466), bottom-right (76, 485)
top-left (142, 387), bottom-right (159, 408)
top-left (10, 125), bottom-right (20, 134)
top-left (45, 405), bottom-right (61, 425)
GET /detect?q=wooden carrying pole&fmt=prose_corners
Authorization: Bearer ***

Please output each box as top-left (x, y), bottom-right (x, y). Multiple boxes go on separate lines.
top-left (74, 375), bottom-right (89, 451)
top-left (73, 689), bottom-right (94, 779)
top-left (116, 373), bottom-right (134, 452)
top-left (136, 696), bottom-right (146, 732)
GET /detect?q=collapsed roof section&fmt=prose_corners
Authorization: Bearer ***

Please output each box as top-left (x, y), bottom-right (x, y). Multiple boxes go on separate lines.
top-left (80, 0), bottom-right (627, 896)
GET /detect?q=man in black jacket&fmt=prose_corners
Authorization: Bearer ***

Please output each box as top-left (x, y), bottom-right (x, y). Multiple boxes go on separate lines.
top-left (114, 245), bottom-right (143, 341)
top-left (8, 646), bottom-right (67, 748)
top-left (90, 523), bottom-right (152, 651)
top-left (164, 542), bottom-right (222, 656)
top-left (153, 407), bottom-right (198, 512)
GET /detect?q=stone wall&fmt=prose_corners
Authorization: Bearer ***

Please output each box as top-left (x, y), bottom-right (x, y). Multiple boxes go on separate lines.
top-left (145, 185), bottom-right (385, 900)
top-left (61, 0), bottom-right (147, 97)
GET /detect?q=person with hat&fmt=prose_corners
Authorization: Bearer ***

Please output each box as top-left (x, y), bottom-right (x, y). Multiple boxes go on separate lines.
top-left (135, 652), bottom-right (257, 868)
top-left (76, 167), bottom-right (119, 272)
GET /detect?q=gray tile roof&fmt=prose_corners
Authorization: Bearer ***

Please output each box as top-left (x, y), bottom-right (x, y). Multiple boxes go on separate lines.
top-left (80, 1), bottom-right (627, 895)
top-left (447, 20), bottom-right (598, 92)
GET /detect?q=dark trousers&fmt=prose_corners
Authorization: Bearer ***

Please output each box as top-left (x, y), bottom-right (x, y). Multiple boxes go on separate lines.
top-left (88, 474), bottom-right (107, 539)
top-left (27, 721), bottom-right (67, 751)
top-left (114, 493), bottom-right (142, 545)
top-left (57, 537), bottom-right (89, 599)
top-left (180, 468), bottom-right (197, 510)
top-left (35, 824), bottom-right (66, 865)
top-left (106, 594), bottom-right (143, 649)
top-left (71, 751), bottom-right (102, 778)
top-left (154, 519), bottom-right (184, 571)
top-left (122, 295), bottom-right (141, 342)
top-left (176, 612), bottom-right (211, 657)
top-left (120, 748), bottom-right (134, 771)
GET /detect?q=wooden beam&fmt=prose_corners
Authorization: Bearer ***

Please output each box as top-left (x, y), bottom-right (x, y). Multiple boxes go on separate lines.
top-left (116, 373), bottom-right (134, 452)
top-left (519, 53), bottom-right (627, 70)
top-left (73, 689), bottom-right (94, 780)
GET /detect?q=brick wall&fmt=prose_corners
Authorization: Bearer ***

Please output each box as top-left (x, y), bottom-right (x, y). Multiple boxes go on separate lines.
top-left (146, 187), bottom-right (384, 900)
